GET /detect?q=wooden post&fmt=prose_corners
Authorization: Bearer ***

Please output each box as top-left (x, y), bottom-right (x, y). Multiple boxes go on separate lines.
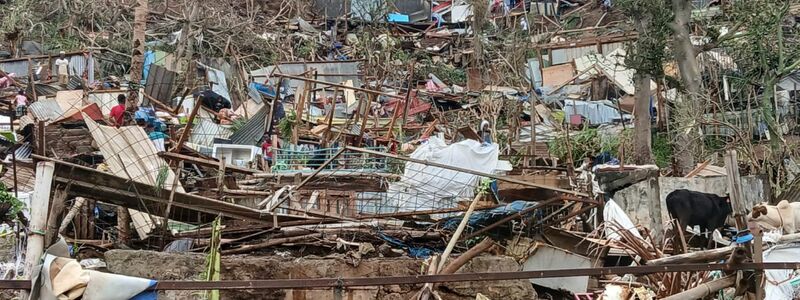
top-left (753, 225), bottom-right (765, 300)
top-left (321, 87), bottom-right (338, 147)
top-left (27, 58), bottom-right (38, 101)
top-left (355, 93), bottom-right (374, 146)
top-left (24, 162), bottom-right (54, 278)
top-left (9, 112), bottom-right (17, 199)
top-left (117, 207), bottom-right (131, 245)
top-left (724, 150), bottom-right (746, 228)
top-left (217, 157), bottom-right (226, 199)
top-left (172, 95), bottom-right (203, 152)
top-left (400, 61), bottom-right (416, 131)
top-left (44, 188), bottom-right (68, 247)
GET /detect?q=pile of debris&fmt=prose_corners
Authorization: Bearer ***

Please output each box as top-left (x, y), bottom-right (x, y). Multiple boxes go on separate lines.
top-left (0, 0), bottom-right (798, 299)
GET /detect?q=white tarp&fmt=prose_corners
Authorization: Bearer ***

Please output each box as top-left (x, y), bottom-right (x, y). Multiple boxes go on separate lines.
top-left (603, 199), bottom-right (643, 240)
top-left (386, 136), bottom-right (499, 212)
top-left (764, 244), bottom-right (800, 299)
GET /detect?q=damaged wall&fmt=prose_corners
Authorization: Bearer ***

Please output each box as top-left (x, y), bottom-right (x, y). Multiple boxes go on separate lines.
top-left (105, 250), bottom-right (536, 300)
top-left (39, 123), bottom-right (96, 157)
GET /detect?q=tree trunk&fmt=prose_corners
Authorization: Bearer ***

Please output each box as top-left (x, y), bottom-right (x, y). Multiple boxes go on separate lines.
top-left (633, 73), bottom-right (654, 164)
top-left (128, 0), bottom-right (148, 108)
top-left (671, 0), bottom-right (703, 176)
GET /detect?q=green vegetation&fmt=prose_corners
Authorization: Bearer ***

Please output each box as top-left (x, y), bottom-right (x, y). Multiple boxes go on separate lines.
top-left (0, 183), bottom-right (25, 223)
top-left (548, 128), bottom-right (632, 165)
top-left (652, 133), bottom-right (673, 168)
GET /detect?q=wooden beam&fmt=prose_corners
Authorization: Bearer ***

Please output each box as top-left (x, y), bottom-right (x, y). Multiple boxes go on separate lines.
top-left (172, 95), bottom-right (203, 153)
top-left (31, 154), bottom-right (309, 224)
top-left (344, 146), bottom-right (587, 196)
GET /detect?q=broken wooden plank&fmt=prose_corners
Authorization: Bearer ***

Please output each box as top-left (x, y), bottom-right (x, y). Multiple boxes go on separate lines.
top-left (32, 154), bottom-right (309, 224)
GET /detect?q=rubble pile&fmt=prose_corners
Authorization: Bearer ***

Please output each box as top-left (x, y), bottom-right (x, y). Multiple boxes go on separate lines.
top-left (0, 0), bottom-right (799, 299)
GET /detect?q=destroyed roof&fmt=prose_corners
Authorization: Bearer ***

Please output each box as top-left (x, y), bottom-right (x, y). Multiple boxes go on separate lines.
top-left (228, 104), bottom-right (268, 146)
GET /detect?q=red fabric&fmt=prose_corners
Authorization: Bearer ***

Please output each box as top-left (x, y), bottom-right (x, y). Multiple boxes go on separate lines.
top-left (110, 104), bottom-right (126, 125)
top-left (261, 141), bottom-right (273, 158)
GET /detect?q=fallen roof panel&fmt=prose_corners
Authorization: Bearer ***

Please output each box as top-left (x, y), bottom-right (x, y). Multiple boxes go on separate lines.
top-left (33, 154), bottom-right (307, 224)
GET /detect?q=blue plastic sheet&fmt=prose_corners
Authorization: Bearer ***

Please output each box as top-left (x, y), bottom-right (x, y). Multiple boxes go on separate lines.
top-left (387, 13), bottom-right (410, 23)
top-left (378, 232), bottom-right (435, 258)
top-left (142, 50), bottom-right (156, 84)
top-left (129, 280), bottom-right (158, 300)
top-left (442, 200), bottom-right (541, 231)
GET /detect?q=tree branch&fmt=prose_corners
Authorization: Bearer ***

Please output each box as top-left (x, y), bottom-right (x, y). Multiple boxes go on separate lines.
top-left (692, 22), bottom-right (746, 54)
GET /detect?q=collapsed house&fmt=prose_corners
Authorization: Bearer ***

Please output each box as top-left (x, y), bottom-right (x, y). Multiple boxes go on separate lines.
top-left (0, 0), bottom-right (798, 299)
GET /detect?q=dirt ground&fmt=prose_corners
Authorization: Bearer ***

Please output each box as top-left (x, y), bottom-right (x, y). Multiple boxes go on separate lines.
top-left (105, 250), bottom-right (537, 300)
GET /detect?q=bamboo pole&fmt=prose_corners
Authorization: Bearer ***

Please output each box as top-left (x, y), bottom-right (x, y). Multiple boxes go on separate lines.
top-left (59, 197), bottom-right (86, 234)
top-left (436, 193), bottom-right (485, 273)
top-left (646, 245), bottom-right (736, 266)
top-left (24, 162), bottom-right (54, 278)
top-left (660, 275), bottom-right (735, 300)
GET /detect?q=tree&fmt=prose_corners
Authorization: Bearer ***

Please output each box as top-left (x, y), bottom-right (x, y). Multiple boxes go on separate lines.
top-left (670, 0), bottom-right (704, 175)
top-left (618, 0), bottom-right (673, 165)
top-left (726, 0), bottom-right (800, 194)
top-left (127, 0), bottom-right (148, 109)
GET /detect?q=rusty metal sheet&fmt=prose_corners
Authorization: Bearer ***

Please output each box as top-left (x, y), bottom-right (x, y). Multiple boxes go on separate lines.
top-left (143, 64), bottom-right (176, 107)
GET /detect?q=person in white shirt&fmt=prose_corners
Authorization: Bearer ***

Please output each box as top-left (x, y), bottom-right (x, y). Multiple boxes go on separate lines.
top-left (54, 51), bottom-right (70, 85)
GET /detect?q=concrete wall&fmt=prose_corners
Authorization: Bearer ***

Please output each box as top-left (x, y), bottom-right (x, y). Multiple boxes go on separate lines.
top-left (104, 250), bottom-right (536, 300)
top-left (612, 176), bottom-right (662, 239)
top-left (614, 175), bottom-right (770, 233)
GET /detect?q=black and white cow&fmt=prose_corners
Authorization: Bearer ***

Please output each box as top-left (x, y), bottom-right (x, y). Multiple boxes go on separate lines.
top-left (666, 189), bottom-right (733, 237)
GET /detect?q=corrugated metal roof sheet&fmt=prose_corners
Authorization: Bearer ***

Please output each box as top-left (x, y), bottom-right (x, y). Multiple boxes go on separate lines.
top-left (189, 118), bottom-right (234, 147)
top-left (1, 164), bottom-right (35, 192)
top-left (0, 53), bottom-right (93, 78)
top-left (0, 61), bottom-right (31, 76)
top-left (228, 104), bottom-right (268, 146)
top-left (88, 91), bottom-right (125, 116)
top-left (144, 64), bottom-right (176, 107)
top-left (250, 61), bottom-right (362, 92)
top-left (199, 62), bottom-right (232, 102)
top-left (28, 99), bottom-right (65, 122)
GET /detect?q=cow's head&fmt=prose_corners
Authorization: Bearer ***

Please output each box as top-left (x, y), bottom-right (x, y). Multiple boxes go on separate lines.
top-left (718, 194), bottom-right (733, 214)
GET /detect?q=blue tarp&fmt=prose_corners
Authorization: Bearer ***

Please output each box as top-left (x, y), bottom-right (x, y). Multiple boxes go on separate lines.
top-left (142, 50), bottom-right (156, 84)
top-left (130, 280), bottom-right (158, 300)
top-left (442, 200), bottom-right (542, 231)
top-left (378, 231), bottom-right (435, 258)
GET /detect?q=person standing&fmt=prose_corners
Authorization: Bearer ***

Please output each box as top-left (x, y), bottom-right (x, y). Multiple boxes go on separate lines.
top-left (54, 51), bottom-right (70, 86)
top-left (109, 94), bottom-right (127, 127)
top-left (15, 90), bottom-right (27, 118)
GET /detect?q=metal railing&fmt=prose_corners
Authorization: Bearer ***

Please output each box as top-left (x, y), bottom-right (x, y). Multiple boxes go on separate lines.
top-left (272, 146), bottom-right (391, 173)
